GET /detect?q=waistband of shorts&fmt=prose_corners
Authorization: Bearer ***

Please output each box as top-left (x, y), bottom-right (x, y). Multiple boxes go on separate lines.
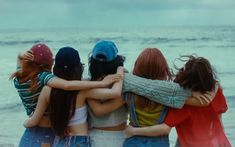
top-left (25, 126), bottom-right (53, 135)
top-left (26, 126), bottom-right (52, 131)
top-left (59, 135), bottom-right (90, 143)
top-left (130, 135), bottom-right (169, 140)
top-left (90, 128), bottom-right (125, 135)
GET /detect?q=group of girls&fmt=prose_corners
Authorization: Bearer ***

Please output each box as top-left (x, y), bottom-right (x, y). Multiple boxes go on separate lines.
top-left (11, 40), bottom-right (231, 147)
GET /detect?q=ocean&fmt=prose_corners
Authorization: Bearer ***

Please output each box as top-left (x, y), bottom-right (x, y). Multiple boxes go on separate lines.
top-left (0, 26), bottom-right (234, 146)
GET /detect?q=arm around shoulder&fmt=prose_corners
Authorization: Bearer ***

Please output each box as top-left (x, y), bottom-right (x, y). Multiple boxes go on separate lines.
top-left (123, 73), bottom-right (191, 108)
top-left (87, 97), bottom-right (125, 116)
top-left (83, 67), bottom-right (124, 100)
top-left (47, 73), bottom-right (122, 91)
top-left (185, 83), bottom-right (219, 107)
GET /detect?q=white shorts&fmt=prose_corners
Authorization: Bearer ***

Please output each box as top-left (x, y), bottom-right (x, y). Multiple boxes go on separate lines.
top-left (89, 129), bottom-right (125, 147)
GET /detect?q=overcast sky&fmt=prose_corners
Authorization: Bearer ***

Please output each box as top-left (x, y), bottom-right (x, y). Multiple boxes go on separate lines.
top-left (0, 0), bottom-right (235, 29)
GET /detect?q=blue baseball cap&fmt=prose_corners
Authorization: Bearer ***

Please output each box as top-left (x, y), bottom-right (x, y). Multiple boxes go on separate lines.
top-left (92, 40), bottom-right (118, 62)
top-left (55, 47), bottom-right (81, 69)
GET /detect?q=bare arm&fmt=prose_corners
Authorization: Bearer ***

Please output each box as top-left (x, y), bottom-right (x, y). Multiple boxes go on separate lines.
top-left (185, 97), bottom-right (209, 106)
top-left (47, 74), bottom-right (122, 91)
top-left (20, 50), bottom-right (122, 91)
top-left (83, 67), bottom-right (124, 100)
top-left (125, 124), bottom-right (171, 138)
top-left (87, 98), bottom-right (125, 116)
top-left (24, 86), bottom-right (51, 127)
top-left (185, 84), bottom-right (219, 106)
top-left (85, 67), bottom-right (124, 116)
top-left (185, 93), bottom-right (212, 106)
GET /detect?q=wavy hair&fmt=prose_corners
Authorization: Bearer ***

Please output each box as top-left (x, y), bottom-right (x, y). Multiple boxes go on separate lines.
top-left (174, 55), bottom-right (216, 93)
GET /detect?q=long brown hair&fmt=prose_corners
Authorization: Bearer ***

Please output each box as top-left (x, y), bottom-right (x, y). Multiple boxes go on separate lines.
top-left (174, 55), bottom-right (216, 93)
top-left (133, 48), bottom-right (172, 109)
top-left (10, 60), bottom-right (51, 92)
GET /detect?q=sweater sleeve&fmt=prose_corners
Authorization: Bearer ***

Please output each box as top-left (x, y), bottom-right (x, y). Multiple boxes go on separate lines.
top-left (123, 73), bottom-right (192, 108)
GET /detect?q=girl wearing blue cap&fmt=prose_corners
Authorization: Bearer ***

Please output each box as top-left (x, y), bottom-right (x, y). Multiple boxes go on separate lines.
top-left (24, 47), bottom-right (124, 147)
top-left (87, 40), bottom-right (128, 147)
top-left (11, 44), bottom-right (120, 147)
top-left (86, 41), bottom-right (213, 147)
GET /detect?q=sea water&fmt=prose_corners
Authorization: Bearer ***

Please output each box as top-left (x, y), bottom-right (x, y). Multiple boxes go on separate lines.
top-left (0, 26), bottom-right (234, 146)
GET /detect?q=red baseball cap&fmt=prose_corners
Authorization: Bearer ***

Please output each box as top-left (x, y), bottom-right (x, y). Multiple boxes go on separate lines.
top-left (30, 43), bottom-right (53, 66)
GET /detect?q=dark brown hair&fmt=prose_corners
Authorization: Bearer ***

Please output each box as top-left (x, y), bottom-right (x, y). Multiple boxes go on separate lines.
top-left (133, 48), bottom-right (172, 109)
top-left (89, 55), bottom-right (125, 81)
top-left (174, 55), bottom-right (216, 93)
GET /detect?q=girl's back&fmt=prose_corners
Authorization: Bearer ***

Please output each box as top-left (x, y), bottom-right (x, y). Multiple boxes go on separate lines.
top-left (124, 48), bottom-right (172, 147)
top-left (165, 56), bottom-right (231, 147)
top-left (165, 87), bottom-right (230, 147)
top-left (67, 91), bottom-right (88, 136)
top-left (12, 44), bottom-right (55, 147)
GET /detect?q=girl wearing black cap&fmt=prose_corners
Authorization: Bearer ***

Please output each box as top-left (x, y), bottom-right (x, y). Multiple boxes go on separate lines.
top-left (18, 43), bottom-right (213, 147)
top-left (24, 47), bottom-right (124, 147)
top-left (11, 44), bottom-right (121, 147)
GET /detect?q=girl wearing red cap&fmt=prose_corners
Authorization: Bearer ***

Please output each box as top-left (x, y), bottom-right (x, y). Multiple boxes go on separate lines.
top-left (11, 44), bottom-right (120, 147)
top-left (23, 47), bottom-right (124, 147)
top-left (125, 55), bottom-right (231, 147)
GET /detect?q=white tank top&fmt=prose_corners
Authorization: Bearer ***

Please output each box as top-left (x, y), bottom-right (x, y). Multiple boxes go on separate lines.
top-left (68, 105), bottom-right (87, 126)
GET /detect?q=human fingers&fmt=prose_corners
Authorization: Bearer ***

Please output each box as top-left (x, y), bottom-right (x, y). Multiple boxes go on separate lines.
top-left (204, 92), bottom-right (213, 103)
top-left (193, 93), bottom-right (204, 104)
top-left (25, 54), bottom-right (34, 61)
top-left (102, 74), bottom-right (120, 85)
top-left (125, 125), bottom-right (134, 138)
top-left (117, 66), bottom-right (124, 74)
top-left (199, 94), bottom-right (210, 104)
top-left (114, 74), bottom-right (123, 81)
top-left (23, 51), bottom-right (34, 61)
top-left (108, 74), bottom-right (123, 81)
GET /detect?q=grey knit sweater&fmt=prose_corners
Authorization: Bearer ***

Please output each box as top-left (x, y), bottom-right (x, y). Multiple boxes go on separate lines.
top-left (123, 73), bottom-right (192, 108)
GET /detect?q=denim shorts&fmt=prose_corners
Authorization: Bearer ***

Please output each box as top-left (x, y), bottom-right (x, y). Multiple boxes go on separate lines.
top-left (90, 129), bottom-right (125, 147)
top-left (19, 126), bottom-right (55, 147)
top-left (53, 135), bottom-right (90, 147)
top-left (123, 135), bottom-right (169, 147)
